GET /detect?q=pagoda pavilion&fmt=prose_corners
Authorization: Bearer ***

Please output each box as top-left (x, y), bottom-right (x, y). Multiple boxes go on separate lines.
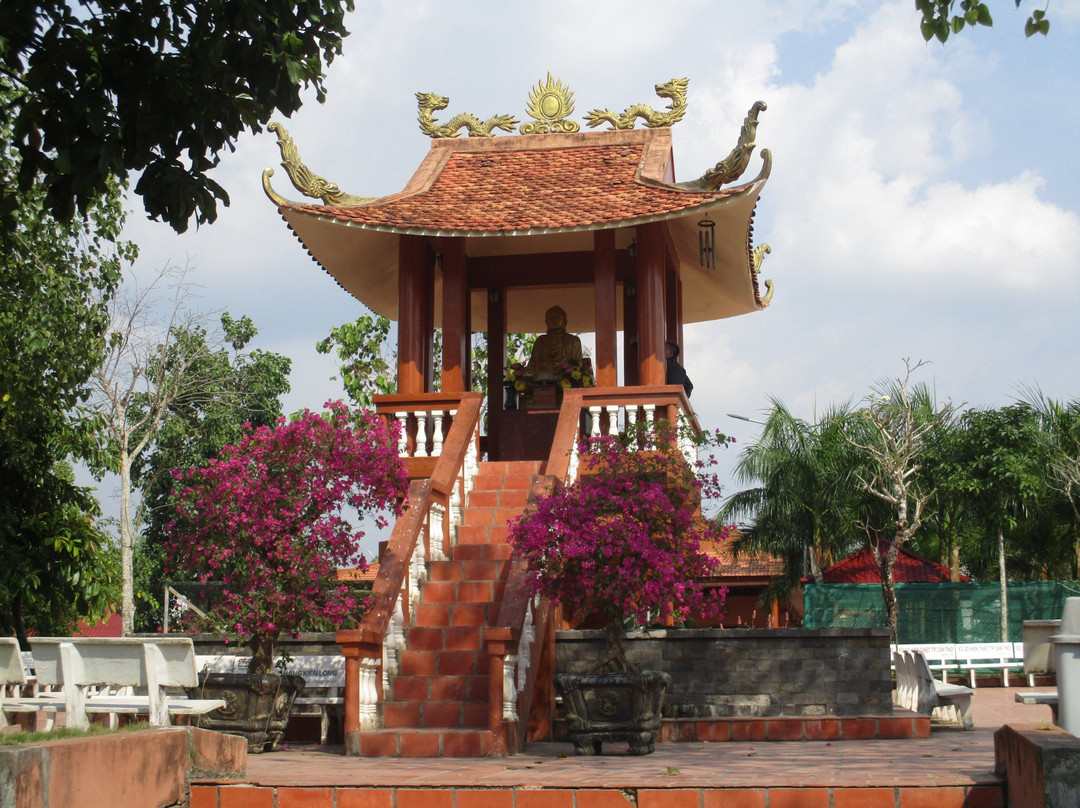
top-left (264, 75), bottom-right (773, 756)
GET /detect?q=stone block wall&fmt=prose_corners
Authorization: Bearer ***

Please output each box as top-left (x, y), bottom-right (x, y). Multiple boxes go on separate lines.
top-left (556, 627), bottom-right (894, 718)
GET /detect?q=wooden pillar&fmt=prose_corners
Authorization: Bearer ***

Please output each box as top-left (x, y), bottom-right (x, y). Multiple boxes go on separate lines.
top-left (622, 282), bottom-right (638, 387)
top-left (665, 257), bottom-right (683, 351)
top-left (593, 230), bottom-right (617, 387)
top-left (440, 240), bottom-right (469, 393)
top-left (635, 222), bottom-right (666, 386)
top-left (397, 234), bottom-right (427, 395)
top-left (487, 288), bottom-right (508, 459)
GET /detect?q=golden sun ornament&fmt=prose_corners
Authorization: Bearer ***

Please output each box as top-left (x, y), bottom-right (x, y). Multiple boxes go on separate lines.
top-left (520, 73), bottom-right (580, 134)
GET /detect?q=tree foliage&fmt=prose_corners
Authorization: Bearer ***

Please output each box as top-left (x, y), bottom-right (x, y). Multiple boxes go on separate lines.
top-left (0, 78), bottom-right (130, 642)
top-left (916, 0), bottom-right (1050, 43)
top-left (133, 313), bottom-right (292, 632)
top-left (0, 0), bottom-right (354, 233)
top-left (167, 403), bottom-right (407, 674)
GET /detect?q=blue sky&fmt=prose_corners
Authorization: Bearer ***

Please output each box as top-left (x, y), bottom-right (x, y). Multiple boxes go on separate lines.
top-left (106, 0), bottom-right (1080, 551)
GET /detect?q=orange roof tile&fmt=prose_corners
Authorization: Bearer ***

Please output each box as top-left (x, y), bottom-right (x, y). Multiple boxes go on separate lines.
top-left (336, 562), bottom-right (379, 583)
top-left (285, 134), bottom-right (743, 234)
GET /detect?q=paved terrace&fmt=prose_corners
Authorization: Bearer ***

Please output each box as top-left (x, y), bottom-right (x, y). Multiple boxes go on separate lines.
top-left (191, 686), bottom-right (1060, 807)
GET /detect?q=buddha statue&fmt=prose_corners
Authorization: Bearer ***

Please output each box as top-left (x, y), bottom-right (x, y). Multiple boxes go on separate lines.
top-left (527, 306), bottom-right (583, 375)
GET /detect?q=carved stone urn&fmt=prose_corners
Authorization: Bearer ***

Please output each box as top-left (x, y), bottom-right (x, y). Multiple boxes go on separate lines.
top-left (188, 672), bottom-right (305, 753)
top-left (554, 669), bottom-right (671, 755)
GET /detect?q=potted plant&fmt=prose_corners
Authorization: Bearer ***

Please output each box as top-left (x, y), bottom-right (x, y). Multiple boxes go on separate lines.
top-left (508, 422), bottom-right (730, 755)
top-left (166, 402), bottom-right (408, 751)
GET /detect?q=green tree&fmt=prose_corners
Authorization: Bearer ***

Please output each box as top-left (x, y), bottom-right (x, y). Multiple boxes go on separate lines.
top-left (722, 399), bottom-right (867, 595)
top-left (134, 313), bottom-right (291, 632)
top-left (0, 78), bottom-right (130, 643)
top-left (1027, 394), bottom-right (1080, 576)
top-left (0, 0), bottom-right (353, 233)
top-left (917, 0), bottom-right (1050, 43)
top-left (316, 314), bottom-right (396, 408)
top-left (945, 403), bottom-right (1045, 640)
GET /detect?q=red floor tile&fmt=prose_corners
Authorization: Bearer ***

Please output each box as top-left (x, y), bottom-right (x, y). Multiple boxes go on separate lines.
top-left (803, 719), bottom-right (840, 740)
top-left (833, 788), bottom-right (895, 808)
top-left (765, 720), bottom-right (804, 741)
top-left (576, 790), bottom-right (637, 808)
top-left (335, 790), bottom-right (394, 808)
top-left (396, 790), bottom-right (453, 808)
top-left (702, 791), bottom-right (766, 808)
top-left (276, 787), bottom-right (333, 808)
top-left (219, 786), bottom-right (275, 808)
top-left (767, 788), bottom-right (830, 808)
top-left (730, 720), bottom-right (767, 742)
top-left (189, 785), bottom-right (218, 808)
top-left (455, 789), bottom-right (513, 808)
top-left (399, 732), bottom-right (441, 757)
top-left (515, 791), bottom-right (575, 808)
top-left (638, 790), bottom-right (701, 808)
top-left (899, 787), bottom-right (970, 808)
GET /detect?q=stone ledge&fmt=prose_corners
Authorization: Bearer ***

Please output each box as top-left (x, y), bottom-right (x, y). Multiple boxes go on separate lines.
top-left (0, 727), bottom-right (246, 808)
top-left (994, 723), bottom-right (1080, 808)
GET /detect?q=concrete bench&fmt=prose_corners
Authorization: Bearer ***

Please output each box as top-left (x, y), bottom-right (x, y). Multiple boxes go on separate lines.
top-left (27, 637), bottom-right (225, 729)
top-left (1, 638), bottom-right (65, 729)
top-left (894, 642), bottom-right (1029, 687)
top-left (894, 650), bottom-right (973, 729)
top-left (1015, 691), bottom-right (1060, 725)
top-left (195, 653), bottom-right (345, 744)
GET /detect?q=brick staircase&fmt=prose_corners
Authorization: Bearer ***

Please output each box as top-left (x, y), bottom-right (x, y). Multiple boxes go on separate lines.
top-left (353, 460), bottom-right (540, 757)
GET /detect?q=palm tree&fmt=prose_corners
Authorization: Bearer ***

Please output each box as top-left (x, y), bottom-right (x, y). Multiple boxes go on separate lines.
top-left (722, 398), bottom-right (866, 594)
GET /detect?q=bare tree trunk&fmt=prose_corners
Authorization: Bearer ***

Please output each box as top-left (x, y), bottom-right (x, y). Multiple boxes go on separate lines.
top-left (879, 537), bottom-right (902, 641)
top-left (119, 449), bottom-right (134, 636)
top-left (998, 525), bottom-right (1009, 643)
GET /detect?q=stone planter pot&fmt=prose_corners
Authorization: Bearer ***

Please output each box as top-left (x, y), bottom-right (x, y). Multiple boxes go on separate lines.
top-left (188, 671), bottom-right (305, 753)
top-left (554, 669), bottom-right (671, 755)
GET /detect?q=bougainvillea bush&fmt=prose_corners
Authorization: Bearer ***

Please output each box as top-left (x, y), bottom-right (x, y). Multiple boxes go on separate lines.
top-left (509, 422), bottom-right (732, 672)
top-left (166, 402), bottom-right (408, 674)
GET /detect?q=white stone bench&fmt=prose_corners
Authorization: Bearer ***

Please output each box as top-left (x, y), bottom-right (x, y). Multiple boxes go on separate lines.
top-left (894, 642), bottom-right (1029, 687)
top-left (195, 652), bottom-right (345, 744)
top-left (893, 650), bottom-right (973, 729)
top-left (26, 637), bottom-right (225, 729)
top-left (0, 638), bottom-right (64, 729)
top-left (1015, 691), bottom-right (1060, 724)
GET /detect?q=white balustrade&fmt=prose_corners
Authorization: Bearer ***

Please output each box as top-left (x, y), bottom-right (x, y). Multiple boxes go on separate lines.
top-left (395, 412), bottom-right (409, 456)
top-left (359, 656), bottom-right (380, 730)
top-left (383, 598), bottom-right (404, 689)
top-left (502, 653), bottom-right (518, 722)
top-left (517, 597), bottom-right (537, 694)
top-left (429, 501), bottom-right (447, 562)
top-left (414, 411), bottom-right (429, 457)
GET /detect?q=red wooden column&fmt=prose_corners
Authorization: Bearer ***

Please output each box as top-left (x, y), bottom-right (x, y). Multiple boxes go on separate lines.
top-left (593, 230), bottom-right (617, 387)
top-left (665, 253), bottom-right (684, 352)
top-left (635, 222), bottom-right (666, 386)
top-left (440, 239), bottom-right (469, 393)
top-left (397, 234), bottom-right (428, 394)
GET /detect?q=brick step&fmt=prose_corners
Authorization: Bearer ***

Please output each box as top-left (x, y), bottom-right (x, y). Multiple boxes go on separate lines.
top-left (391, 673), bottom-right (488, 703)
top-left (347, 728), bottom-right (497, 757)
top-left (446, 543), bottom-right (513, 562)
top-left (455, 524), bottom-right (512, 544)
top-left (476, 460), bottom-right (542, 477)
top-left (465, 488), bottom-right (530, 509)
top-left (414, 579), bottom-right (504, 605)
top-left (398, 649), bottom-right (484, 678)
top-left (413, 601), bottom-right (501, 627)
top-left (382, 698), bottom-right (489, 730)
top-left (427, 558), bottom-right (509, 584)
top-left (404, 626), bottom-right (485, 653)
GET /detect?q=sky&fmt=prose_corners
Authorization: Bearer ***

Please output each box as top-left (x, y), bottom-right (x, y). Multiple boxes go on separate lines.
top-left (101, 0), bottom-right (1080, 554)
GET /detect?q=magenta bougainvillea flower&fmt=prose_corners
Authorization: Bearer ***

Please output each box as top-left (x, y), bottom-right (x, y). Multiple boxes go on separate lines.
top-left (166, 401), bottom-right (408, 674)
top-left (509, 422), bottom-right (731, 671)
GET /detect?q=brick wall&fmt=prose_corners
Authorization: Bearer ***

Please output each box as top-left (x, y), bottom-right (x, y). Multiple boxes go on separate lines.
top-left (556, 627), bottom-right (894, 717)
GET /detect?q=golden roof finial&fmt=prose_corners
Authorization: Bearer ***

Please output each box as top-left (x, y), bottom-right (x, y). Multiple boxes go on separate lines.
top-left (585, 78), bottom-right (689, 130)
top-left (262, 122), bottom-right (373, 206)
top-left (520, 74), bottom-right (580, 135)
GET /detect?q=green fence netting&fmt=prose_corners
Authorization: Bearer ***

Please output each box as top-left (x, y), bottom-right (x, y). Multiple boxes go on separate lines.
top-left (803, 581), bottom-right (1080, 643)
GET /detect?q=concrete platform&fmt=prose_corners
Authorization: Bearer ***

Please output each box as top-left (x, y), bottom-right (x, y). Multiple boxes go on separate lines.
top-left (190, 687), bottom-right (1060, 808)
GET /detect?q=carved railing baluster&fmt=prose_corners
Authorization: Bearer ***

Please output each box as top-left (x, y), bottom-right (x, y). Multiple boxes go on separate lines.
top-left (414, 410), bottom-right (430, 457)
top-left (429, 501), bottom-right (447, 561)
top-left (502, 654), bottom-right (518, 722)
top-left (358, 657), bottom-right (380, 730)
top-left (395, 411), bottom-right (409, 456)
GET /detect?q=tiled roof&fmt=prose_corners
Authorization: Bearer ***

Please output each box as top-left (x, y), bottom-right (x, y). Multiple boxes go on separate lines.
top-left (283, 132), bottom-right (743, 234)
top-left (700, 538), bottom-right (785, 578)
top-left (820, 541), bottom-right (967, 584)
top-left (336, 563), bottom-right (379, 583)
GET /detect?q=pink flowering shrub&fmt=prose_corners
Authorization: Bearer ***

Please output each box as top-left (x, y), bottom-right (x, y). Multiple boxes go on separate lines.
top-left (509, 421), bottom-right (731, 672)
top-left (166, 402), bottom-right (408, 674)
